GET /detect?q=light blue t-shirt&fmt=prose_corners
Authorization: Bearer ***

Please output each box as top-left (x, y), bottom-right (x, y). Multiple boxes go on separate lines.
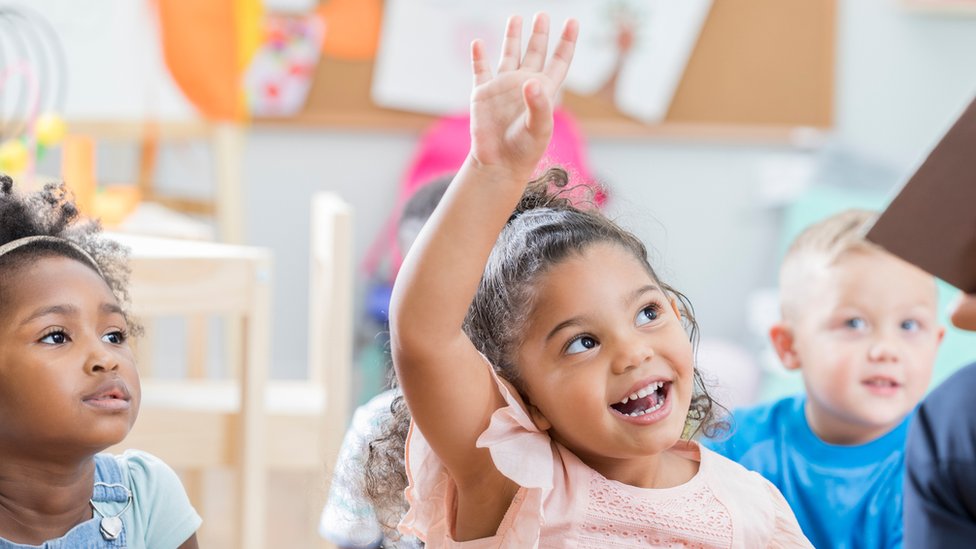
top-left (110, 450), bottom-right (201, 548)
top-left (0, 450), bottom-right (201, 549)
top-left (704, 395), bottom-right (908, 549)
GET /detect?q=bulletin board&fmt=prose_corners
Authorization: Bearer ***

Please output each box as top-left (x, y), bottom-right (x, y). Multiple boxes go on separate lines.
top-left (258, 0), bottom-right (836, 140)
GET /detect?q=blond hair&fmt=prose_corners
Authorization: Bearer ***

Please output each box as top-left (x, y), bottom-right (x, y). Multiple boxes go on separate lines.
top-left (778, 209), bottom-right (882, 319)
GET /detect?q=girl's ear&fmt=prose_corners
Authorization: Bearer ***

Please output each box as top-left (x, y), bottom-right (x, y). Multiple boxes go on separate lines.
top-left (527, 403), bottom-right (552, 432)
top-left (769, 322), bottom-right (801, 371)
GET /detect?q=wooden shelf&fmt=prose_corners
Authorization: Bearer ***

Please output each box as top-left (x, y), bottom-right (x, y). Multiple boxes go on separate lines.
top-left (65, 119), bottom-right (214, 140)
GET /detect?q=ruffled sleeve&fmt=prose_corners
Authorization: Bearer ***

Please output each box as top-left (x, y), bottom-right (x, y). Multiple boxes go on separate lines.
top-left (399, 359), bottom-right (556, 548)
top-left (763, 479), bottom-right (814, 549)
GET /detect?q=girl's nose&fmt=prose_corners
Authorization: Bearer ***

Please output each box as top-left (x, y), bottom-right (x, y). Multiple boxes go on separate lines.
top-left (611, 335), bottom-right (655, 374)
top-left (85, 343), bottom-right (120, 374)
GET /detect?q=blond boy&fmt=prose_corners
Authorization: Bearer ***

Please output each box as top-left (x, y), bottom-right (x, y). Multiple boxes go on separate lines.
top-left (707, 209), bottom-right (944, 549)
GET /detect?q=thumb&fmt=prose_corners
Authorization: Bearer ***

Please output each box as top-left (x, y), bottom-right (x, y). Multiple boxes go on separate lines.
top-left (522, 79), bottom-right (553, 139)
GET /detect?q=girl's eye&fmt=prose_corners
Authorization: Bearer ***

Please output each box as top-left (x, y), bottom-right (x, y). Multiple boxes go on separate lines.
top-left (844, 317), bottom-right (866, 330)
top-left (40, 331), bottom-right (68, 345)
top-left (901, 319), bottom-right (920, 332)
top-left (566, 335), bottom-right (598, 355)
top-left (636, 305), bottom-right (660, 327)
top-left (102, 331), bottom-right (128, 344)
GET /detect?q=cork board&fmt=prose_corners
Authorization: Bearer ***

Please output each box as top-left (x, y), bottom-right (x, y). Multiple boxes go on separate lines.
top-left (259, 0), bottom-right (835, 138)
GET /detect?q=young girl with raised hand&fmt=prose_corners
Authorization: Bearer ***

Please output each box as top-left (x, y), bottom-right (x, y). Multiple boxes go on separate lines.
top-left (389, 13), bottom-right (812, 548)
top-left (0, 176), bottom-right (200, 548)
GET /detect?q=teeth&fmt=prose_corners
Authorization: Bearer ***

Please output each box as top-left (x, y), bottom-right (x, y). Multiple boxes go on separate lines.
top-left (616, 381), bottom-right (665, 405)
top-left (627, 398), bottom-right (665, 417)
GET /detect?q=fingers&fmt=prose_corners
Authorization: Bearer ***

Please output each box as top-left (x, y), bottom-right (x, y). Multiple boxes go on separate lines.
top-left (950, 292), bottom-right (976, 331)
top-left (471, 39), bottom-right (492, 86)
top-left (522, 79), bottom-right (553, 138)
top-left (544, 18), bottom-right (579, 88)
top-left (496, 15), bottom-right (522, 73)
top-left (477, 13), bottom-right (576, 95)
top-left (519, 13), bottom-right (550, 72)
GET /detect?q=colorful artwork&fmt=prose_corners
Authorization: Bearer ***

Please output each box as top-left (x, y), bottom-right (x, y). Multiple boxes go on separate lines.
top-left (155, 0), bottom-right (264, 121)
top-left (244, 13), bottom-right (325, 116)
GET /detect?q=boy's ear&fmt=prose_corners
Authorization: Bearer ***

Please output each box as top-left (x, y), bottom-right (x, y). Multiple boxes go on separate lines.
top-left (527, 403), bottom-right (552, 432)
top-left (769, 322), bottom-right (801, 371)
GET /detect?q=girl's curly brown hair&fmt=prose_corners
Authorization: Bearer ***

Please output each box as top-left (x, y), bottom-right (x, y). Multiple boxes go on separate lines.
top-left (364, 168), bottom-right (728, 534)
top-left (0, 175), bottom-right (133, 322)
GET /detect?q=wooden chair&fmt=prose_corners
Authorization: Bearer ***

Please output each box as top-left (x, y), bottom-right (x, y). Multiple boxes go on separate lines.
top-left (107, 234), bottom-right (272, 549)
top-left (65, 120), bottom-right (246, 243)
top-left (108, 192), bottom-right (353, 548)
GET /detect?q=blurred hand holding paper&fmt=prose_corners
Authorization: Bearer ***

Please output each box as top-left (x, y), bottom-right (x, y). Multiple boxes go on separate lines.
top-left (866, 96), bottom-right (976, 293)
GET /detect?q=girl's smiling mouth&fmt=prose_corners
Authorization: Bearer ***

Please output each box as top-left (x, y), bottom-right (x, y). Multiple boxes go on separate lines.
top-left (610, 380), bottom-right (672, 423)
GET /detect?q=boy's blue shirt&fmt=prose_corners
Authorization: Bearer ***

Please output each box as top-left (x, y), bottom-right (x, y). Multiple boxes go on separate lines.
top-left (703, 394), bottom-right (908, 549)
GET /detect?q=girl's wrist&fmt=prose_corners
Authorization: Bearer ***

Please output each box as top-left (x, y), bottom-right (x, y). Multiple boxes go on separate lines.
top-left (462, 155), bottom-right (535, 192)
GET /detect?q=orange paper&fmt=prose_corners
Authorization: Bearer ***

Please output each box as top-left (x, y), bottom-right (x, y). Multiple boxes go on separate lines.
top-left (317, 0), bottom-right (382, 60)
top-left (60, 136), bottom-right (96, 217)
top-left (155, 0), bottom-right (253, 120)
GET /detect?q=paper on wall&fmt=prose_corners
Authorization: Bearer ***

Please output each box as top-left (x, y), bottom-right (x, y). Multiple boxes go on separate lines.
top-left (371, 0), bottom-right (712, 124)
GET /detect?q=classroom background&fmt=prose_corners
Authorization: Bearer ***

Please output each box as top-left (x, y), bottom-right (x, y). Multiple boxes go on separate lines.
top-left (3, 0), bottom-right (976, 547)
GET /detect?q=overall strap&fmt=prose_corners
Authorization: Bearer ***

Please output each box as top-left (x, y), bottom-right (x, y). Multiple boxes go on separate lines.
top-left (0, 456), bottom-right (129, 548)
top-left (92, 455), bottom-right (129, 503)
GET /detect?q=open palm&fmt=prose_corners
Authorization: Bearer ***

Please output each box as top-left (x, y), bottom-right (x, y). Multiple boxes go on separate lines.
top-left (469, 14), bottom-right (579, 180)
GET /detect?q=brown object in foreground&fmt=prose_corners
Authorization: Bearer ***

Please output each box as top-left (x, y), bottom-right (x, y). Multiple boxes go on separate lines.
top-left (866, 95), bottom-right (976, 294)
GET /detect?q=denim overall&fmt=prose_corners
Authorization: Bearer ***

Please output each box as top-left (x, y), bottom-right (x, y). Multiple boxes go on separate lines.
top-left (0, 455), bottom-right (129, 549)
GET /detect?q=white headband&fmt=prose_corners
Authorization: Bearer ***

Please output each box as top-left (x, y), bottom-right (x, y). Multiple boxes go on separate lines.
top-left (0, 235), bottom-right (104, 277)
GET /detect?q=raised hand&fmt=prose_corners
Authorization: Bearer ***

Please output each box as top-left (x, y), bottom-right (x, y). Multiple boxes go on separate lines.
top-left (468, 13), bottom-right (578, 181)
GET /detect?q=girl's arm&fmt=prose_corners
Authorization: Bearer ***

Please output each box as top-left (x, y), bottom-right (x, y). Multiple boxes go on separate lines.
top-left (389, 13), bottom-right (577, 540)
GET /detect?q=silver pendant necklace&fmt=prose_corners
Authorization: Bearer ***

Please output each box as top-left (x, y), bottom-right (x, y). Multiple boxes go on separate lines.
top-left (89, 482), bottom-right (132, 541)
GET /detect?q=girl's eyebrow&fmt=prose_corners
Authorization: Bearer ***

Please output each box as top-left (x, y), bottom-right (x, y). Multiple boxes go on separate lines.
top-left (20, 302), bottom-right (123, 326)
top-left (545, 285), bottom-right (663, 342)
top-left (545, 316), bottom-right (584, 342)
top-left (629, 285), bottom-right (661, 305)
top-left (20, 304), bottom-right (79, 326)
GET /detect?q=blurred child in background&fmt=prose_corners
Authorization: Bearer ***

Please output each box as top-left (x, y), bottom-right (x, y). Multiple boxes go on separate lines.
top-left (707, 209), bottom-right (944, 548)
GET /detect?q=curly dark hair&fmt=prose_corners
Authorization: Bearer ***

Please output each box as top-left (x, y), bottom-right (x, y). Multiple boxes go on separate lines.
top-left (364, 168), bottom-right (728, 531)
top-left (0, 174), bottom-right (133, 321)
top-left (362, 384), bottom-right (412, 541)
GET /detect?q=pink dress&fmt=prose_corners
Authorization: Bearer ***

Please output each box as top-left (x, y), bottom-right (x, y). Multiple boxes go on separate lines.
top-left (399, 365), bottom-right (812, 548)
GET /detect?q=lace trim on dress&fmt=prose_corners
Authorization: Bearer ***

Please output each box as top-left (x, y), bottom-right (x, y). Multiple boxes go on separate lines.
top-left (579, 472), bottom-right (734, 548)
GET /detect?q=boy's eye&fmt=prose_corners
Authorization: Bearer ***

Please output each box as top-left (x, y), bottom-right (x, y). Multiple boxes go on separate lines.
top-left (901, 319), bottom-right (920, 332)
top-left (566, 336), bottom-right (597, 355)
top-left (636, 305), bottom-right (660, 327)
top-left (844, 317), bottom-right (866, 330)
top-left (102, 331), bottom-right (127, 344)
top-left (40, 331), bottom-right (68, 345)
